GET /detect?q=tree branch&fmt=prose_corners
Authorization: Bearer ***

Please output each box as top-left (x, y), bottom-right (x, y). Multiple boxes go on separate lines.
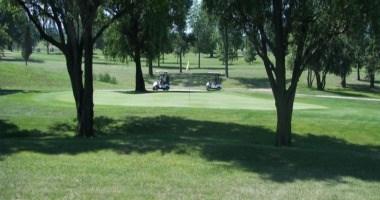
top-left (16, 0), bottom-right (65, 51)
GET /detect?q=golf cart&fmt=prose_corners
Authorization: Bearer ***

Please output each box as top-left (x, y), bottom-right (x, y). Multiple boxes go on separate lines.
top-left (153, 71), bottom-right (170, 91)
top-left (206, 72), bottom-right (222, 91)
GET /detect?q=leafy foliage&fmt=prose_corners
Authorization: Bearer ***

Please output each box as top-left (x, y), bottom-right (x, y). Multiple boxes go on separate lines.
top-left (21, 25), bottom-right (33, 66)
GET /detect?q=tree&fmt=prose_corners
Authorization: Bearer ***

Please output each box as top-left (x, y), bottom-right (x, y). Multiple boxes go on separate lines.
top-left (0, 0), bottom-right (31, 51)
top-left (104, 0), bottom-right (181, 91)
top-left (327, 36), bottom-right (354, 88)
top-left (213, 5), bottom-right (244, 78)
top-left (170, 0), bottom-right (193, 73)
top-left (21, 24), bottom-right (33, 66)
top-left (244, 39), bottom-right (257, 64)
top-left (190, 2), bottom-right (218, 68)
top-left (16, 0), bottom-right (126, 137)
top-left (348, 1), bottom-right (380, 89)
top-left (205, 0), bottom-right (352, 146)
top-left (0, 25), bottom-right (10, 57)
top-left (173, 32), bottom-right (191, 73)
top-left (364, 38), bottom-right (380, 89)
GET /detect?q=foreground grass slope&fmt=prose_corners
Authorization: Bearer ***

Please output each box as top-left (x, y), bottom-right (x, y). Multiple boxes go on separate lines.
top-left (1, 90), bottom-right (380, 199)
top-left (0, 50), bottom-right (380, 199)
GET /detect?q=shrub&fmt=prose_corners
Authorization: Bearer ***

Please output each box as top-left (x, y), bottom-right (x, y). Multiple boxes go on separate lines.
top-left (96, 73), bottom-right (118, 84)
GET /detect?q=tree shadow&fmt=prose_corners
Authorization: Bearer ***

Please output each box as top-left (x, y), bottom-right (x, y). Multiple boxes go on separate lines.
top-left (0, 57), bottom-right (45, 63)
top-left (323, 84), bottom-right (380, 98)
top-left (93, 61), bottom-right (125, 66)
top-left (232, 77), bottom-right (271, 88)
top-left (0, 89), bottom-right (40, 96)
top-left (1, 116), bottom-right (379, 183)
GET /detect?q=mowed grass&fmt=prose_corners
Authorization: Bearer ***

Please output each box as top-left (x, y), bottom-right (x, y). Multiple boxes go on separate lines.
top-left (0, 50), bottom-right (380, 199)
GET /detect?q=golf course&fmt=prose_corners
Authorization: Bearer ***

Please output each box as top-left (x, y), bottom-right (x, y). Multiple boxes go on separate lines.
top-left (1, 50), bottom-right (379, 199)
top-left (2, 0), bottom-right (380, 198)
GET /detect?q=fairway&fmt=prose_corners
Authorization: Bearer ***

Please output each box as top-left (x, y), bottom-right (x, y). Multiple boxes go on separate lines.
top-left (2, 0), bottom-right (380, 198)
top-left (44, 90), bottom-right (326, 110)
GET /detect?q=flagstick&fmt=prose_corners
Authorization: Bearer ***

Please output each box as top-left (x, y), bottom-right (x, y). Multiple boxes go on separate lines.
top-left (186, 60), bottom-right (191, 104)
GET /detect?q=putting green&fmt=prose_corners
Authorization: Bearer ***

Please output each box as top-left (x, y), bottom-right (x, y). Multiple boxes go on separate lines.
top-left (37, 90), bottom-right (326, 111)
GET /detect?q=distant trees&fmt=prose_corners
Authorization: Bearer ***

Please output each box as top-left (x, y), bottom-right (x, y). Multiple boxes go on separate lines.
top-left (0, 26), bottom-right (10, 57)
top-left (244, 39), bottom-right (257, 64)
top-left (304, 1), bottom-right (380, 91)
top-left (190, 2), bottom-right (218, 68)
top-left (173, 32), bottom-right (191, 73)
top-left (103, 0), bottom-right (191, 90)
top-left (305, 35), bottom-right (354, 90)
top-left (0, 0), bottom-right (34, 51)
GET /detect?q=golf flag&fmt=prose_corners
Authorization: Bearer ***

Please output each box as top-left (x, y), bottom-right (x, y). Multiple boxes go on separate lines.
top-left (186, 60), bottom-right (190, 71)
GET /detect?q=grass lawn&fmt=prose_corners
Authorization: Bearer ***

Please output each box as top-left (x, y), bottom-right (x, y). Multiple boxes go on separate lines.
top-left (0, 50), bottom-right (380, 199)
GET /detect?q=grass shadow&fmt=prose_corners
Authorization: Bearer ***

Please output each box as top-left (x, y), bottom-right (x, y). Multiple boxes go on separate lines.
top-left (232, 77), bottom-right (271, 89)
top-left (0, 89), bottom-right (40, 96)
top-left (0, 57), bottom-right (45, 63)
top-left (322, 84), bottom-right (380, 99)
top-left (1, 116), bottom-right (380, 182)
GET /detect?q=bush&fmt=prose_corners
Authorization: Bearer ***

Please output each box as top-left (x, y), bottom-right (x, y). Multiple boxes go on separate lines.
top-left (96, 73), bottom-right (118, 84)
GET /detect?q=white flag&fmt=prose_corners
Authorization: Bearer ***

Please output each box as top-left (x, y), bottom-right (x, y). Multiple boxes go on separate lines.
top-left (186, 60), bottom-right (190, 71)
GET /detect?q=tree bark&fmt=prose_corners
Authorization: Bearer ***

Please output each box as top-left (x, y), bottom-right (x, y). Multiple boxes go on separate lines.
top-left (274, 92), bottom-right (295, 146)
top-left (179, 50), bottom-right (183, 73)
top-left (357, 64), bottom-right (361, 81)
top-left (224, 26), bottom-right (229, 78)
top-left (46, 42), bottom-right (50, 54)
top-left (370, 72), bottom-right (375, 89)
top-left (307, 68), bottom-right (314, 88)
top-left (78, 20), bottom-right (95, 137)
top-left (158, 53), bottom-right (161, 68)
top-left (198, 50), bottom-right (201, 68)
top-left (341, 74), bottom-right (347, 88)
top-left (148, 57), bottom-right (153, 77)
top-left (315, 71), bottom-right (326, 91)
top-left (134, 49), bottom-right (146, 92)
top-left (65, 50), bottom-right (84, 135)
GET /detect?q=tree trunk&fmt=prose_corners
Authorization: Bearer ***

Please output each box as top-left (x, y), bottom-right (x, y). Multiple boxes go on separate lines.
top-left (198, 50), bottom-right (201, 68)
top-left (224, 26), bottom-right (229, 78)
top-left (274, 92), bottom-right (295, 146)
top-left (46, 42), bottom-right (50, 54)
top-left (370, 72), bottom-right (375, 89)
top-left (179, 50), bottom-right (183, 73)
top-left (210, 51), bottom-right (214, 58)
top-left (315, 71), bottom-right (325, 91)
top-left (134, 49), bottom-right (146, 92)
top-left (148, 57), bottom-right (153, 77)
top-left (158, 53), bottom-right (161, 68)
top-left (357, 64), bottom-right (361, 81)
top-left (65, 42), bottom-right (84, 136)
top-left (307, 68), bottom-right (314, 88)
top-left (78, 22), bottom-right (95, 137)
top-left (163, 53), bottom-right (165, 64)
top-left (341, 74), bottom-right (347, 88)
